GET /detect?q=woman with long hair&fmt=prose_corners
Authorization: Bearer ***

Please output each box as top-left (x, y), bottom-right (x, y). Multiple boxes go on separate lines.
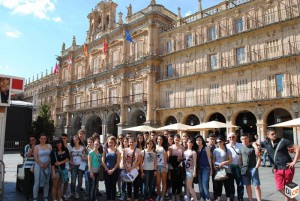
top-left (33, 133), bottom-right (52, 201)
top-left (168, 134), bottom-right (184, 201)
top-left (50, 138), bottom-right (69, 201)
top-left (213, 137), bottom-right (233, 201)
top-left (124, 137), bottom-right (141, 201)
top-left (183, 137), bottom-right (198, 201)
top-left (118, 136), bottom-right (129, 200)
top-left (116, 134), bottom-right (125, 197)
top-left (155, 134), bottom-right (168, 201)
top-left (23, 135), bottom-right (37, 200)
top-left (87, 139), bottom-right (101, 201)
top-left (141, 139), bottom-right (157, 201)
top-left (70, 135), bottom-right (86, 199)
top-left (84, 137), bottom-right (94, 200)
top-left (166, 134), bottom-right (175, 199)
top-left (195, 135), bottom-right (212, 201)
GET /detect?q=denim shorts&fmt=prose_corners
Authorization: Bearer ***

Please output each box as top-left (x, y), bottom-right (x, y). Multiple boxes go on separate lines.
top-left (242, 167), bottom-right (260, 186)
top-left (186, 170), bottom-right (194, 179)
top-left (157, 165), bottom-right (168, 173)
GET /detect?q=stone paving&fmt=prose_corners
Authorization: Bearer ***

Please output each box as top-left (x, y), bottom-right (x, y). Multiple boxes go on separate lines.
top-left (1, 151), bottom-right (299, 201)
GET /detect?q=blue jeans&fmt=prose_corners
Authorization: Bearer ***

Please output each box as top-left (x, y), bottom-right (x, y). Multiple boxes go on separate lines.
top-left (143, 170), bottom-right (155, 199)
top-left (87, 171), bottom-right (99, 201)
top-left (198, 166), bottom-right (210, 200)
top-left (84, 170), bottom-right (89, 196)
top-left (71, 165), bottom-right (83, 194)
top-left (230, 165), bottom-right (244, 200)
top-left (33, 164), bottom-right (50, 200)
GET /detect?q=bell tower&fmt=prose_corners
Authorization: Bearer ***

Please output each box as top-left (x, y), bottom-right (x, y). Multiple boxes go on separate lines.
top-left (87, 0), bottom-right (117, 42)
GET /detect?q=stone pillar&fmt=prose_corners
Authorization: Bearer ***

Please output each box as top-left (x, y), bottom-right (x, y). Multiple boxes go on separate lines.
top-left (256, 123), bottom-right (266, 141)
top-left (148, 24), bottom-right (153, 55)
top-left (119, 77), bottom-right (128, 125)
top-left (146, 69), bottom-right (156, 124)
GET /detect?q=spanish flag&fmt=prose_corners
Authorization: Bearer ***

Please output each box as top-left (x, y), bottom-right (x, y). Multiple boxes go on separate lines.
top-left (103, 39), bottom-right (108, 55)
top-left (84, 43), bottom-right (89, 57)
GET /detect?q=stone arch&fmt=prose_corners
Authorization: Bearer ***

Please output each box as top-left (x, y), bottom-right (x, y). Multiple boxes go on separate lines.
top-left (234, 110), bottom-right (257, 141)
top-left (85, 115), bottom-right (103, 138)
top-left (164, 115), bottom-right (177, 126)
top-left (128, 109), bottom-right (146, 126)
top-left (107, 112), bottom-right (120, 137)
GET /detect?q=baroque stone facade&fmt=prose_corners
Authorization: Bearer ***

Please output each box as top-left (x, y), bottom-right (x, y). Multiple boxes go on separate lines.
top-left (24, 0), bottom-right (300, 144)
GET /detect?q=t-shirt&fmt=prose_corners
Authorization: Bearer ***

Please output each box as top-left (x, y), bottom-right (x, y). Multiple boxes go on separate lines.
top-left (213, 148), bottom-right (232, 173)
top-left (71, 146), bottom-right (84, 165)
top-left (88, 150), bottom-right (101, 173)
top-left (24, 144), bottom-right (35, 169)
top-left (124, 147), bottom-right (141, 170)
top-left (260, 138), bottom-right (293, 170)
top-left (142, 149), bottom-right (156, 170)
top-left (240, 144), bottom-right (257, 168)
top-left (226, 143), bottom-right (242, 165)
top-left (50, 150), bottom-right (70, 170)
top-left (184, 149), bottom-right (195, 171)
top-left (156, 146), bottom-right (165, 166)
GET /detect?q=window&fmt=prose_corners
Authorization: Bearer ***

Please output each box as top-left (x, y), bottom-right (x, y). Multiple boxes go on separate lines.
top-left (112, 51), bottom-right (119, 67)
top-left (75, 96), bottom-right (81, 109)
top-left (236, 47), bottom-right (246, 65)
top-left (237, 79), bottom-right (248, 101)
top-left (133, 82), bottom-right (143, 102)
top-left (266, 39), bottom-right (280, 57)
top-left (276, 74), bottom-right (283, 96)
top-left (93, 57), bottom-right (100, 71)
top-left (209, 27), bottom-right (216, 41)
top-left (186, 34), bottom-right (193, 48)
top-left (268, 74), bottom-right (283, 98)
top-left (265, 7), bottom-right (277, 24)
top-left (210, 54), bottom-right (218, 70)
top-left (209, 84), bottom-right (220, 104)
top-left (235, 18), bottom-right (244, 33)
top-left (167, 41), bottom-right (172, 53)
top-left (166, 64), bottom-right (173, 78)
top-left (166, 91), bottom-right (174, 108)
top-left (135, 41), bottom-right (143, 59)
top-left (185, 88), bottom-right (195, 106)
top-left (91, 92), bottom-right (97, 107)
top-left (109, 88), bottom-right (118, 104)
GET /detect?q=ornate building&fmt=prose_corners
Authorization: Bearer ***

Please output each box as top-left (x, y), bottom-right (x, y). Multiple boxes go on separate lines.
top-left (24, 0), bottom-right (300, 144)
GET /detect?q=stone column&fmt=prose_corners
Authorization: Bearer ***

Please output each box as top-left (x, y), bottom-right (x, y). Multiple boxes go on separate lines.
top-left (148, 24), bottom-right (153, 55)
top-left (146, 69), bottom-right (156, 124)
top-left (256, 123), bottom-right (266, 141)
top-left (119, 76), bottom-right (128, 125)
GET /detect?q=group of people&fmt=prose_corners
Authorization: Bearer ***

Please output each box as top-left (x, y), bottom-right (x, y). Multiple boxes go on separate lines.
top-left (21, 128), bottom-right (299, 201)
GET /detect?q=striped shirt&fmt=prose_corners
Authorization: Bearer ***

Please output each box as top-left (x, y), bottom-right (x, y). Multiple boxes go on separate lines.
top-left (24, 144), bottom-right (35, 168)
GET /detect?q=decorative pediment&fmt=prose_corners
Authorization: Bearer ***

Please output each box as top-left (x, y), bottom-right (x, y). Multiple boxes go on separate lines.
top-left (132, 29), bottom-right (147, 37)
top-left (109, 39), bottom-right (122, 47)
top-left (75, 55), bottom-right (85, 62)
top-left (90, 48), bottom-right (102, 55)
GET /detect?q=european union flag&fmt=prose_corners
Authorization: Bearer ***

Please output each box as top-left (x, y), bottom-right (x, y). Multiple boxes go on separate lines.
top-left (125, 30), bottom-right (134, 44)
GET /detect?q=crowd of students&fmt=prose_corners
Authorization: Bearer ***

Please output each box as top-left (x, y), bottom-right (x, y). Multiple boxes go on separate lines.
top-left (21, 128), bottom-right (299, 201)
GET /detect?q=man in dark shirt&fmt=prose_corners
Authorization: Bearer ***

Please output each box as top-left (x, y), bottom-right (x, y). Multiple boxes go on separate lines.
top-left (240, 133), bottom-right (261, 201)
top-left (207, 133), bottom-right (217, 200)
top-left (253, 128), bottom-right (300, 201)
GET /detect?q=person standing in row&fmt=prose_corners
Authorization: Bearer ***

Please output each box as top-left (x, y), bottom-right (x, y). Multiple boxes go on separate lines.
top-left (50, 138), bottom-right (69, 201)
top-left (61, 133), bottom-right (72, 200)
top-left (195, 135), bottom-right (212, 201)
top-left (87, 139), bottom-right (101, 201)
top-left (33, 133), bottom-right (52, 201)
top-left (102, 136), bottom-right (121, 201)
top-left (240, 134), bottom-right (262, 201)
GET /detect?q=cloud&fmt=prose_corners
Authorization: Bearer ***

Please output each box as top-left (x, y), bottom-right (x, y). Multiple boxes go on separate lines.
top-left (185, 11), bottom-right (193, 17)
top-left (5, 30), bottom-right (22, 38)
top-left (0, 0), bottom-right (61, 22)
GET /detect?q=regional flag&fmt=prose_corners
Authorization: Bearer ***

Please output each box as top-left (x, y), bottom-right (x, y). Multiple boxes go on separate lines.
top-left (54, 63), bottom-right (59, 75)
top-left (125, 30), bottom-right (134, 44)
top-left (103, 39), bottom-right (108, 55)
top-left (84, 43), bottom-right (89, 57)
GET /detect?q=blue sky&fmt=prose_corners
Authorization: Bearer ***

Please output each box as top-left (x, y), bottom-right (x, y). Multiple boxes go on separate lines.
top-left (0, 0), bottom-right (220, 82)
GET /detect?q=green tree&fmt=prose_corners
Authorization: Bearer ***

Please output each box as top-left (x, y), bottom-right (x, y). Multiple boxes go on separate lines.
top-left (32, 104), bottom-right (55, 141)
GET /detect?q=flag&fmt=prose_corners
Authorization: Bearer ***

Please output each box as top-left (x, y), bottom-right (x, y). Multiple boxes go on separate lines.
top-left (125, 30), bottom-right (134, 44)
top-left (84, 43), bottom-right (89, 57)
top-left (54, 62), bottom-right (59, 75)
top-left (68, 55), bottom-right (72, 70)
top-left (103, 39), bottom-right (108, 55)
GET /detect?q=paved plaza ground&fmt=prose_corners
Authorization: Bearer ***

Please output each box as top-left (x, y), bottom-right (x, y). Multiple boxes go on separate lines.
top-left (1, 151), bottom-right (299, 201)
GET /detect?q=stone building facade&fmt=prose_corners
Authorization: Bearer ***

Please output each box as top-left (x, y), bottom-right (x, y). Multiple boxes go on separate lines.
top-left (23, 0), bottom-right (300, 144)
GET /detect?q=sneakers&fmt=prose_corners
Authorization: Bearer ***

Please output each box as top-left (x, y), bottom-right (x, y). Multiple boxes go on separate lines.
top-left (116, 191), bottom-right (121, 197)
top-left (62, 194), bottom-right (70, 200)
top-left (75, 192), bottom-right (80, 199)
top-left (156, 196), bottom-right (160, 201)
top-left (184, 195), bottom-right (189, 201)
top-left (120, 193), bottom-right (125, 201)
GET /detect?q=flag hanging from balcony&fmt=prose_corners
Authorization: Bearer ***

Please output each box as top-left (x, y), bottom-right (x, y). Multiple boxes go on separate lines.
top-left (103, 39), bottom-right (108, 55)
top-left (125, 30), bottom-right (134, 44)
top-left (54, 62), bottom-right (59, 75)
top-left (68, 55), bottom-right (72, 70)
top-left (84, 43), bottom-right (89, 57)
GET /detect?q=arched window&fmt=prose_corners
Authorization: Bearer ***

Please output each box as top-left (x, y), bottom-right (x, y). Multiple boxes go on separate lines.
top-left (135, 40), bottom-right (143, 60)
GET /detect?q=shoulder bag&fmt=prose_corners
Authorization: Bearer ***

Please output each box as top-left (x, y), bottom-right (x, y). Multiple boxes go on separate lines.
top-left (214, 149), bottom-right (229, 181)
top-left (54, 151), bottom-right (69, 183)
top-left (272, 139), bottom-right (283, 173)
top-left (121, 148), bottom-right (138, 182)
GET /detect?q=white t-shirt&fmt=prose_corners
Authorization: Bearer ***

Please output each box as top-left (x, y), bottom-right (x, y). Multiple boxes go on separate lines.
top-left (226, 143), bottom-right (242, 165)
top-left (71, 146), bottom-right (84, 165)
top-left (156, 146), bottom-right (165, 166)
top-left (142, 149), bottom-right (156, 170)
top-left (124, 147), bottom-right (141, 170)
top-left (184, 149), bottom-right (195, 172)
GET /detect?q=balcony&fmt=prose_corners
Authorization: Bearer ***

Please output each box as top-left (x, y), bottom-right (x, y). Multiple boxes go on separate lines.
top-left (123, 93), bottom-right (147, 104)
top-left (159, 40), bottom-right (300, 80)
top-left (66, 97), bottom-right (121, 112)
top-left (159, 82), bottom-right (300, 109)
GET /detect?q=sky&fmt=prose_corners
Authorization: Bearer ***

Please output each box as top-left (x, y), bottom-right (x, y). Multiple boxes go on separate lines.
top-left (0, 0), bottom-right (221, 83)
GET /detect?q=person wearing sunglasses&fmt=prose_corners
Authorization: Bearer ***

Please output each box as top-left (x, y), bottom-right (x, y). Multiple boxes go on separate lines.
top-left (253, 128), bottom-right (300, 201)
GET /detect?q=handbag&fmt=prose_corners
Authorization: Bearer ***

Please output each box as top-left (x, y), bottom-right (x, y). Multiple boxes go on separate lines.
top-left (214, 168), bottom-right (228, 181)
top-left (17, 161), bottom-right (26, 180)
top-left (54, 151), bottom-right (70, 183)
top-left (240, 165), bottom-right (249, 176)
